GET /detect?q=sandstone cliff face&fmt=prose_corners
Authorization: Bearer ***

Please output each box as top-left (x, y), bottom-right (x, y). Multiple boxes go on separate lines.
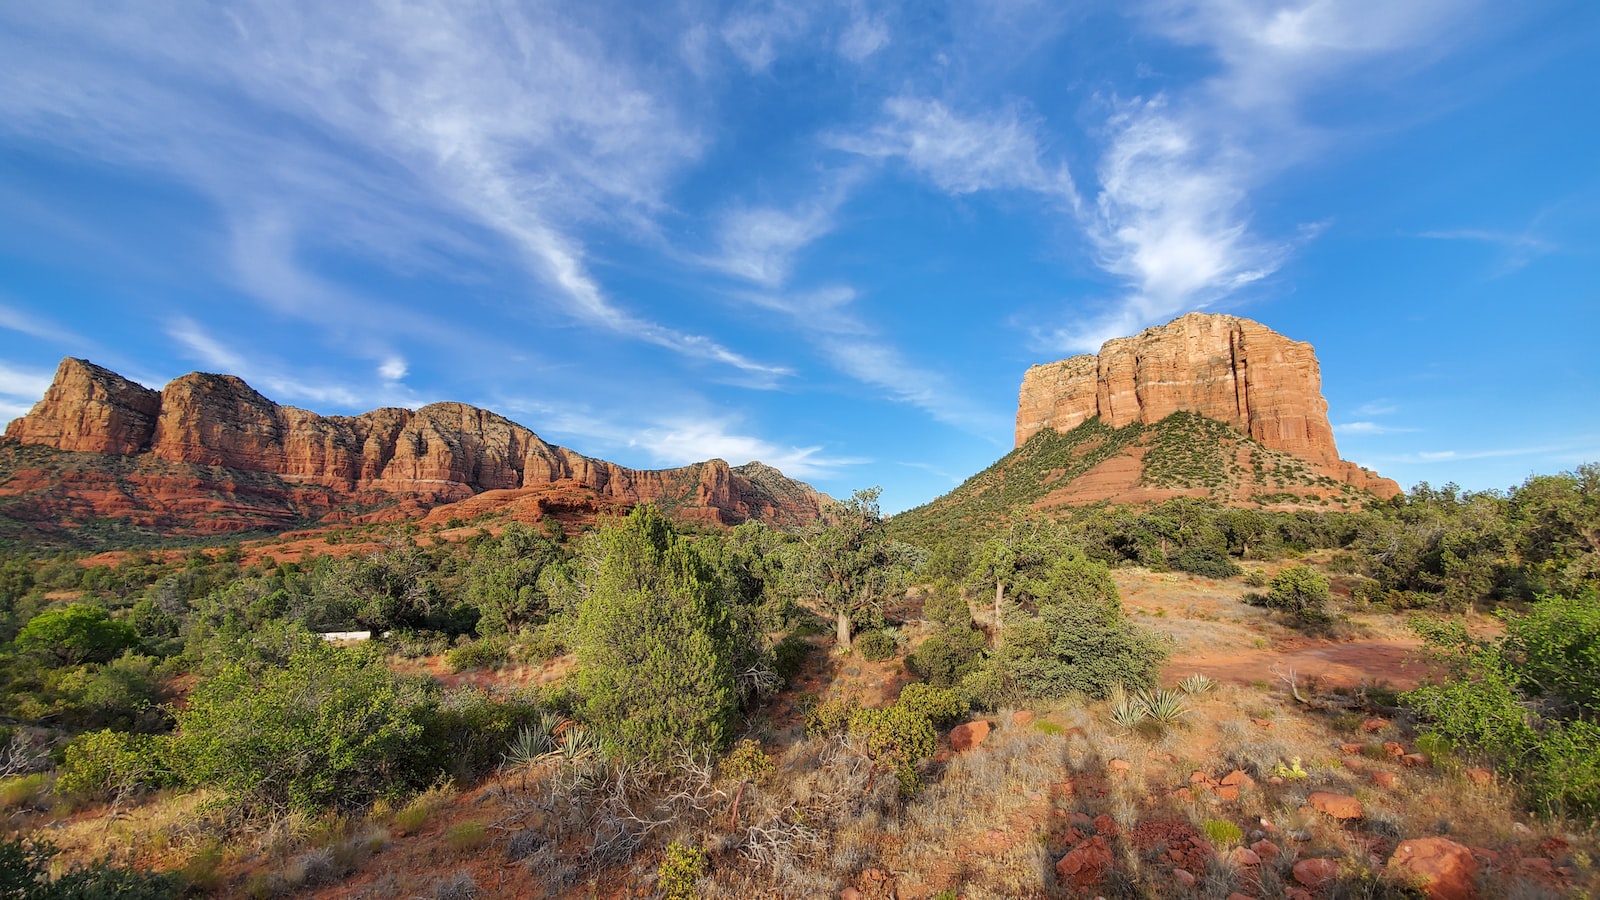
top-left (4, 360), bottom-right (827, 531)
top-left (1016, 313), bottom-right (1399, 499)
top-left (5, 359), bottom-right (161, 455)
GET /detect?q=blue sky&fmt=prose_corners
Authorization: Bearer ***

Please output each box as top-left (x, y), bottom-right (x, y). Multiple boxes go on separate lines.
top-left (0, 1), bottom-right (1596, 513)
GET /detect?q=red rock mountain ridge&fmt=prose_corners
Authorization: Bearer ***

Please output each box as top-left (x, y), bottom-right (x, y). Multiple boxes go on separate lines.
top-left (3, 358), bottom-right (827, 533)
top-left (1017, 313), bottom-right (1399, 500)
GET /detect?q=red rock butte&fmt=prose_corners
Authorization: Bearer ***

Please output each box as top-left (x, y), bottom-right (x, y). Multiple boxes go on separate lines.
top-left (3, 358), bottom-right (827, 532)
top-left (1016, 312), bottom-right (1399, 499)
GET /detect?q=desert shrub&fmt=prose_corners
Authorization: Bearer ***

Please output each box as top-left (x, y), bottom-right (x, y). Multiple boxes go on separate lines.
top-left (770, 634), bottom-right (812, 684)
top-left (420, 689), bottom-right (544, 780)
top-left (0, 773), bottom-right (50, 812)
top-left (1404, 606), bottom-right (1600, 819)
top-left (908, 626), bottom-right (987, 688)
top-left (51, 654), bottom-right (169, 732)
top-left (171, 640), bottom-right (435, 811)
top-left (895, 682), bottom-right (966, 727)
top-left (14, 604), bottom-right (138, 666)
top-left (920, 582), bottom-right (971, 627)
top-left (1263, 565), bottom-right (1332, 623)
top-left (514, 625), bottom-right (566, 663)
top-left (55, 730), bottom-right (177, 801)
top-left (1167, 547), bottom-right (1242, 579)
top-left (718, 738), bottom-right (775, 784)
top-left (848, 703), bottom-right (936, 795)
top-left (574, 506), bottom-right (738, 760)
top-left (1501, 591), bottom-right (1600, 713)
top-left (854, 629), bottom-right (897, 661)
top-left (803, 694), bottom-right (859, 737)
top-left (0, 836), bottom-right (180, 899)
top-left (967, 556), bottom-right (1166, 706)
top-left (1178, 673), bottom-right (1216, 695)
top-left (1243, 569), bottom-right (1268, 587)
top-left (656, 841), bottom-right (706, 900)
top-left (444, 636), bottom-right (510, 673)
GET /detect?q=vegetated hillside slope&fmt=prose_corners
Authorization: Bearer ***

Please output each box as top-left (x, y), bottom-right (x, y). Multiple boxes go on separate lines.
top-left (891, 412), bottom-right (1385, 543)
top-left (0, 358), bottom-right (826, 544)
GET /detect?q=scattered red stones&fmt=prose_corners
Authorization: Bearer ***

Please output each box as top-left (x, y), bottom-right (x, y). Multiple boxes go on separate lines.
top-left (1010, 710), bottom-right (1035, 727)
top-left (1373, 770), bottom-right (1398, 789)
top-left (1251, 839), bottom-right (1280, 862)
top-left (1232, 847), bottom-right (1262, 867)
top-left (1340, 742), bottom-right (1364, 754)
top-left (1293, 857), bottom-right (1340, 888)
top-left (1308, 791), bottom-right (1365, 820)
top-left (1092, 814), bottom-right (1121, 838)
top-left (1055, 835), bottom-right (1114, 889)
top-left (1362, 717), bottom-right (1389, 732)
top-left (1387, 837), bottom-right (1479, 900)
top-left (1130, 819), bottom-right (1211, 873)
top-left (1383, 741), bottom-right (1406, 758)
top-left (1174, 868), bottom-right (1196, 888)
top-left (950, 720), bottom-right (991, 752)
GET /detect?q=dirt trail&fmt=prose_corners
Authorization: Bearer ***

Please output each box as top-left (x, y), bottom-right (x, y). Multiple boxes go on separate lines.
top-left (1169, 638), bottom-right (1427, 690)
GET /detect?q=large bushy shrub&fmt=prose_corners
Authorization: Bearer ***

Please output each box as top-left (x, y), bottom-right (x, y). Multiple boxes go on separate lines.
top-left (908, 626), bottom-right (987, 688)
top-left (963, 553), bottom-right (1165, 706)
top-left (1404, 596), bottom-right (1600, 819)
top-left (171, 640), bottom-right (435, 811)
top-left (1263, 565), bottom-right (1332, 623)
top-left (574, 506), bottom-right (738, 760)
top-left (895, 682), bottom-right (966, 727)
top-left (0, 837), bottom-right (180, 899)
top-left (14, 605), bottom-right (137, 666)
top-left (56, 730), bottom-right (177, 801)
top-left (854, 629), bottom-right (897, 661)
top-left (1167, 547), bottom-right (1242, 579)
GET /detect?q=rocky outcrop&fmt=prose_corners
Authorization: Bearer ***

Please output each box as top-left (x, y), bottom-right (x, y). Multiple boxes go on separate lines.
top-left (4, 358), bottom-right (160, 455)
top-left (1016, 313), bottom-right (1399, 499)
top-left (3, 359), bottom-right (827, 532)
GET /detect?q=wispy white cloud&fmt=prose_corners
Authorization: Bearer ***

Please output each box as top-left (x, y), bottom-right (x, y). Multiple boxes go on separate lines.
top-left (721, 2), bottom-right (811, 72)
top-left (1417, 228), bottom-right (1559, 272)
top-left (0, 361), bottom-right (54, 401)
top-left (0, 360), bottom-right (56, 426)
top-left (1373, 439), bottom-right (1598, 465)
top-left (166, 318), bottom-right (415, 410)
top-left (0, 303), bottom-right (87, 346)
top-left (708, 197), bottom-right (847, 288)
top-left (498, 394), bottom-right (864, 480)
top-left (1334, 421), bottom-right (1417, 436)
top-left (378, 357), bottom-right (408, 382)
top-left (1356, 399), bottom-right (1399, 417)
top-left (819, 338), bottom-right (1008, 436)
top-left (838, 10), bottom-right (890, 62)
top-left (833, 97), bottom-right (1077, 199)
top-left (0, 2), bottom-right (778, 377)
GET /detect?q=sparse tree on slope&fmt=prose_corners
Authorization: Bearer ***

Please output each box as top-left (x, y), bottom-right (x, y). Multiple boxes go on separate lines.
top-left (788, 487), bottom-right (899, 649)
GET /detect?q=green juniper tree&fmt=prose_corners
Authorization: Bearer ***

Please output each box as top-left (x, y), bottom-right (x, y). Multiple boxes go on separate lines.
top-left (573, 505), bottom-right (739, 759)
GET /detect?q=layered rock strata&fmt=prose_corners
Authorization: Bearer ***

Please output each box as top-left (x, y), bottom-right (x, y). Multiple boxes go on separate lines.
top-left (1016, 313), bottom-right (1398, 498)
top-left (4, 359), bottom-right (826, 530)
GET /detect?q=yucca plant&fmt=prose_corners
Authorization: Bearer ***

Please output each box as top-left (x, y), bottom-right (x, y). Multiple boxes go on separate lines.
top-left (1139, 688), bottom-right (1189, 727)
top-left (1108, 685), bottom-right (1149, 731)
top-left (1179, 673), bottom-right (1217, 696)
top-left (502, 712), bottom-right (560, 771)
